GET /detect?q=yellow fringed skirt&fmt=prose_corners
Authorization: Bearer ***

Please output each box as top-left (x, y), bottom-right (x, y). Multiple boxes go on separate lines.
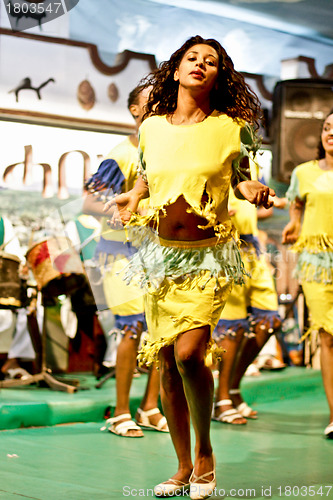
top-left (137, 237), bottom-right (235, 367)
top-left (301, 281), bottom-right (333, 338)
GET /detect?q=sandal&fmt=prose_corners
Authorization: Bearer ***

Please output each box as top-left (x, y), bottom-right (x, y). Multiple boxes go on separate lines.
top-left (100, 413), bottom-right (144, 437)
top-left (237, 402), bottom-right (258, 419)
top-left (324, 422), bottom-right (333, 439)
top-left (189, 453), bottom-right (216, 499)
top-left (258, 355), bottom-right (286, 371)
top-left (229, 389), bottom-right (257, 419)
top-left (212, 399), bottom-right (246, 424)
top-left (135, 407), bottom-right (169, 432)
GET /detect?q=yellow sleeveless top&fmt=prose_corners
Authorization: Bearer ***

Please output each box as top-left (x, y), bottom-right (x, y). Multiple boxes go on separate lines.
top-left (137, 111), bottom-right (256, 238)
top-left (286, 160), bottom-right (333, 283)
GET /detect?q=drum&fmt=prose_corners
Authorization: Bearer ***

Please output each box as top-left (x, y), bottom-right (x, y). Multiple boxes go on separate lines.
top-left (0, 252), bottom-right (26, 308)
top-left (26, 237), bottom-right (86, 298)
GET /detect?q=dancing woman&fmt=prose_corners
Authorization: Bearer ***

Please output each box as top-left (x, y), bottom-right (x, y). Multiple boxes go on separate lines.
top-left (107, 35), bottom-right (274, 499)
top-left (282, 109), bottom-right (333, 440)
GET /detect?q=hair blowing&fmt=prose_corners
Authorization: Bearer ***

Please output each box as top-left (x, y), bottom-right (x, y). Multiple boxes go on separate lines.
top-left (140, 35), bottom-right (262, 129)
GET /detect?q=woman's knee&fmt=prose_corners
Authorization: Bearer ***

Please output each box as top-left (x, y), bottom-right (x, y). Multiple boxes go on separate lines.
top-left (175, 345), bottom-right (205, 376)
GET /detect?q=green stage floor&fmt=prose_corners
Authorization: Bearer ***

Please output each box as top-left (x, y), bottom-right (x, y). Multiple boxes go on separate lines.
top-left (0, 368), bottom-right (333, 499)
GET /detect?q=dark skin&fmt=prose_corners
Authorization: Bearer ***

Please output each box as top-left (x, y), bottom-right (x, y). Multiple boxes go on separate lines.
top-left (157, 194), bottom-right (215, 240)
top-left (107, 175), bottom-right (274, 240)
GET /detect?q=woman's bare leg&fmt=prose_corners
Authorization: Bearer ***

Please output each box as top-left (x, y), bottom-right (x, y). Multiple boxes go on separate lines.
top-left (136, 364), bottom-right (168, 430)
top-left (139, 364), bottom-right (160, 409)
top-left (175, 327), bottom-right (215, 480)
top-left (114, 326), bottom-right (143, 436)
top-left (158, 344), bottom-right (193, 482)
top-left (231, 317), bottom-right (281, 409)
top-left (214, 329), bottom-right (246, 424)
top-left (320, 330), bottom-right (333, 423)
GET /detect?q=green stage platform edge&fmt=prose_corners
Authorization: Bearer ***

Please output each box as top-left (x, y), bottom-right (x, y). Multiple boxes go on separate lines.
top-left (0, 367), bottom-right (324, 430)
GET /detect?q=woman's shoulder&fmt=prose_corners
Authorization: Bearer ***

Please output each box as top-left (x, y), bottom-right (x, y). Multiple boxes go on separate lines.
top-left (141, 115), bottom-right (166, 127)
top-left (139, 115), bottom-right (166, 138)
top-left (294, 160), bottom-right (318, 174)
top-left (212, 111), bottom-right (245, 129)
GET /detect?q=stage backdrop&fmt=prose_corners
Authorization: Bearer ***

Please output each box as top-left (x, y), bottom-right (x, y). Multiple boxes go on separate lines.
top-left (0, 120), bottom-right (124, 251)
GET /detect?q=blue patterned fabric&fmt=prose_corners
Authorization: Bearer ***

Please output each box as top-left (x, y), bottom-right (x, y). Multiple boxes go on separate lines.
top-left (248, 307), bottom-right (280, 325)
top-left (85, 159), bottom-right (125, 196)
top-left (114, 313), bottom-right (147, 332)
top-left (213, 318), bottom-right (249, 340)
top-left (94, 237), bottom-right (136, 260)
top-left (240, 234), bottom-right (262, 257)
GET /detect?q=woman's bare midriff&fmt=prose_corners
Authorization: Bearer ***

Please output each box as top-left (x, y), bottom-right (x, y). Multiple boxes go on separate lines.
top-left (156, 195), bottom-right (216, 241)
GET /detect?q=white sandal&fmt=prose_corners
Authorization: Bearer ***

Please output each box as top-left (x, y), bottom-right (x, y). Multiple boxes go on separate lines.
top-left (100, 413), bottom-right (144, 437)
top-left (212, 399), bottom-right (246, 424)
top-left (189, 453), bottom-right (216, 499)
top-left (135, 407), bottom-right (169, 432)
top-left (229, 389), bottom-right (258, 419)
top-left (324, 422), bottom-right (333, 439)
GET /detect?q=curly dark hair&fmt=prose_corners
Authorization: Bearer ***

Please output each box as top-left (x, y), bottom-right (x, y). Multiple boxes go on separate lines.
top-left (140, 35), bottom-right (262, 129)
top-left (317, 108), bottom-right (333, 160)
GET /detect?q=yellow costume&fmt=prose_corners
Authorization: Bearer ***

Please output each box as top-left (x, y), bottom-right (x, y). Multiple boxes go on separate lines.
top-left (124, 112), bottom-right (260, 365)
top-left (286, 160), bottom-right (333, 336)
top-left (214, 161), bottom-right (279, 340)
top-left (86, 137), bottom-right (146, 332)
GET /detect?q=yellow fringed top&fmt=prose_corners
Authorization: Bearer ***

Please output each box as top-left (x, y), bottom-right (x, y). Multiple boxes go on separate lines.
top-left (137, 111), bottom-right (254, 235)
top-left (286, 160), bottom-right (333, 253)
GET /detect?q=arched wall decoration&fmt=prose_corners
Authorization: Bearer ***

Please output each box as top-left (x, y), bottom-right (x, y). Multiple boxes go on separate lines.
top-left (0, 27), bottom-right (329, 140)
top-left (0, 27), bottom-right (157, 132)
top-left (0, 28), bottom-right (157, 75)
top-left (280, 56), bottom-right (320, 80)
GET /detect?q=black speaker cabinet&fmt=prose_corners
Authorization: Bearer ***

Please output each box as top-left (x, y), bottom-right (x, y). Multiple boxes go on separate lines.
top-left (271, 79), bottom-right (333, 183)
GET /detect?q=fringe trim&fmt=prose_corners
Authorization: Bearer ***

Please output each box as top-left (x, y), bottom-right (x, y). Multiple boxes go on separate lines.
top-left (137, 332), bottom-right (225, 368)
top-left (295, 252), bottom-right (333, 284)
top-left (291, 234), bottom-right (333, 253)
top-left (121, 227), bottom-right (247, 289)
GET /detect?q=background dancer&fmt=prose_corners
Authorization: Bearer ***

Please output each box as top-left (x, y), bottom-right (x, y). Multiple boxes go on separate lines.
top-left (282, 109), bottom-right (333, 440)
top-left (84, 84), bottom-right (168, 438)
top-left (212, 160), bottom-right (282, 425)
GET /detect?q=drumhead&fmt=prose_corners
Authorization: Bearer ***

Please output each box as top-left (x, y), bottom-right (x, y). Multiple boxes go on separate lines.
top-left (0, 251), bottom-right (21, 263)
top-left (26, 239), bottom-right (49, 258)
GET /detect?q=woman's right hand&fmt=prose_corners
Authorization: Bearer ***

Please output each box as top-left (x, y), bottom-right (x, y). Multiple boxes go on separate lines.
top-left (282, 221), bottom-right (301, 244)
top-left (104, 190), bottom-right (140, 227)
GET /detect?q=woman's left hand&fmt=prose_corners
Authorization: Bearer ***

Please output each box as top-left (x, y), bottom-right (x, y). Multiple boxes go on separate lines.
top-left (236, 180), bottom-right (275, 208)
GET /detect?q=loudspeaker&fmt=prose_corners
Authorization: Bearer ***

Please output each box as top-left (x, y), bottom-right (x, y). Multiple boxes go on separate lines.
top-left (271, 79), bottom-right (333, 183)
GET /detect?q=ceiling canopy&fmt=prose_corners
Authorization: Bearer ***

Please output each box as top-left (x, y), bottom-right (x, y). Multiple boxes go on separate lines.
top-left (69, 0), bottom-right (333, 81)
